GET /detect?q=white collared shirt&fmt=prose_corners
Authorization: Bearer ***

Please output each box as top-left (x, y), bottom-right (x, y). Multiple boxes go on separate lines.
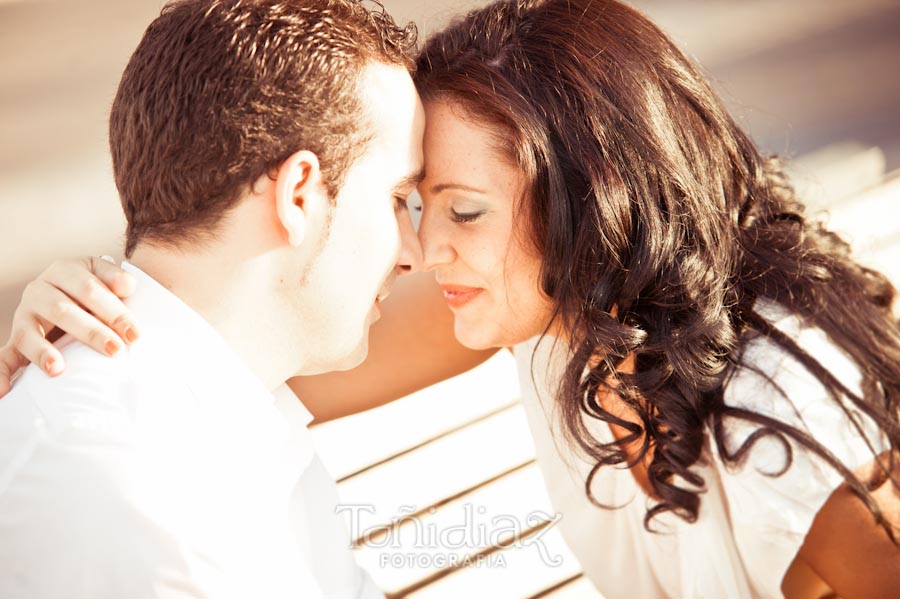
top-left (0, 263), bottom-right (382, 599)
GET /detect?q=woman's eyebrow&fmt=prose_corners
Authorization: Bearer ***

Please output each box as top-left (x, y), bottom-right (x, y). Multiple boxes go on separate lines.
top-left (428, 182), bottom-right (488, 195)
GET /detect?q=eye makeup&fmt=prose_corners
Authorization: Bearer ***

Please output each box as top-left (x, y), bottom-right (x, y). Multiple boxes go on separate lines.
top-left (451, 206), bottom-right (487, 223)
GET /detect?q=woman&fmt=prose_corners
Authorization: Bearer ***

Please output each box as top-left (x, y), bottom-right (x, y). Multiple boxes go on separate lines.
top-left (4, 0), bottom-right (900, 596)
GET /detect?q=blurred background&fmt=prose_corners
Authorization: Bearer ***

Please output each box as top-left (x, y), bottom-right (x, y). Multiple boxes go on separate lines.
top-left (1, 0), bottom-right (899, 340)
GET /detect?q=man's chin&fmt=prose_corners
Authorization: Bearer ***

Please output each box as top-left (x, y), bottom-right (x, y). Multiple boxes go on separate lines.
top-left (332, 337), bottom-right (369, 372)
top-left (291, 335), bottom-right (368, 376)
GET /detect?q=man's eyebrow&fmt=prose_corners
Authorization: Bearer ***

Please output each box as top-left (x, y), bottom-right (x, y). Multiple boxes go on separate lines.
top-left (392, 167), bottom-right (426, 192)
top-left (428, 182), bottom-right (488, 195)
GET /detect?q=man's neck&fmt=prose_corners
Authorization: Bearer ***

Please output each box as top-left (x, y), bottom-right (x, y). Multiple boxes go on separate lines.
top-left (129, 245), bottom-right (298, 391)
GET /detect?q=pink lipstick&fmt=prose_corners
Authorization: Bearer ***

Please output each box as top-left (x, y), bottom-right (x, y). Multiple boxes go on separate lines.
top-left (440, 285), bottom-right (482, 309)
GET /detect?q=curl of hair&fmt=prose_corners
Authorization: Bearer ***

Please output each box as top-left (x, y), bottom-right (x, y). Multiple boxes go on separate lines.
top-left (416, 0), bottom-right (900, 536)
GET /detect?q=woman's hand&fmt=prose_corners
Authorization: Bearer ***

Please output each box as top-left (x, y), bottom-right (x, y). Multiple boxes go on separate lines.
top-left (0, 257), bottom-right (139, 397)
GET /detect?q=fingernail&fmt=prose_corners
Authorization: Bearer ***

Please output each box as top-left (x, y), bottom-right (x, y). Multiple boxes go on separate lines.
top-left (45, 358), bottom-right (61, 376)
top-left (105, 340), bottom-right (121, 357)
top-left (123, 326), bottom-right (139, 344)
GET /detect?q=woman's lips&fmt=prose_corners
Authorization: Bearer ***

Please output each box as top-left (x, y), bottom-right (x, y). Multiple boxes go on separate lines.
top-left (440, 285), bottom-right (483, 309)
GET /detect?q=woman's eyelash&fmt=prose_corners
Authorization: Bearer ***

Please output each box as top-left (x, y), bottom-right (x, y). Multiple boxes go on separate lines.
top-left (451, 209), bottom-right (484, 223)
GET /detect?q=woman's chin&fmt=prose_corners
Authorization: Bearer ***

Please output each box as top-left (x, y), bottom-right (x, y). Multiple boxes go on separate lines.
top-left (453, 321), bottom-right (498, 351)
top-left (453, 320), bottom-right (526, 351)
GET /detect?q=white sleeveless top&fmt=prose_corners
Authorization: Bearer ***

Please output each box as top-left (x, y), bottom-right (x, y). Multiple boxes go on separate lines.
top-left (514, 301), bottom-right (885, 598)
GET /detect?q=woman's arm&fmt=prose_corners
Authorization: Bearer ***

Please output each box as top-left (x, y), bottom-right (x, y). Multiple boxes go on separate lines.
top-left (783, 451), bottom-right (900, 598)
top-left (0, 259), bottom-right (495, 421)
top-left (0, 257), bottom-right (139, 396)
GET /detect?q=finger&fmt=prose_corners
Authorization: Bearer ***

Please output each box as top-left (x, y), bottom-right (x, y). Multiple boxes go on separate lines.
top-left (11, 322), bottom-right (66, 377)
top-left (42, 260), bottom-right (139, 345)
top-left (23, 282), bottom-right (125, 359)
top-left (90, 256), bottom-right (137, 299)
top-left (0, 344), bottom-right (30, 398)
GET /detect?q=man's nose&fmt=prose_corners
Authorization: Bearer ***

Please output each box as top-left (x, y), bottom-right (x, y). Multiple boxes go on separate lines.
top-left (396, 208), bottom-right (423, 275)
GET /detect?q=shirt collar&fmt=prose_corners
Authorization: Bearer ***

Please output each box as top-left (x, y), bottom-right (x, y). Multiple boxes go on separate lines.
top-left (120, 261), bottom-right (314, 428)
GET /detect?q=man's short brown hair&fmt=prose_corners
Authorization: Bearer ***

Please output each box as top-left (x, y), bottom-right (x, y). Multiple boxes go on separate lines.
top-left (110, 0), bottom-right (416, 256)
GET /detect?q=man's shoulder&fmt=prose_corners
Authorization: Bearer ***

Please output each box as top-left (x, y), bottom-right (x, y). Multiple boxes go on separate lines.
top-left (0, 335), bottom-right (197, 506)
top-left (5, 334), bottom-right (190, 440)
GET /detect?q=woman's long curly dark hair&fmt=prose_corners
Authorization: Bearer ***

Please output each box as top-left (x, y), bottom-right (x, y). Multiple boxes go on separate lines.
top-left (415, 0), bottom-right (900, 535)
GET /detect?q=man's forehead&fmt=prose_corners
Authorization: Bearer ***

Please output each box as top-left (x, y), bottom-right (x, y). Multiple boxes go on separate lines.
top-left (360, 61), bottom-right (416, 96)
top-left (350, 61), bottom-right (424, 188)
top-left (393, 166), bottom-right (426, 192)
top-left (358, 62), bottom-right (423, 137)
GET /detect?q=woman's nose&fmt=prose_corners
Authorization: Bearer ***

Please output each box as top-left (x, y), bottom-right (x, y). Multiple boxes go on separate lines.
top-left (418, 208), bottom-right (455, 271)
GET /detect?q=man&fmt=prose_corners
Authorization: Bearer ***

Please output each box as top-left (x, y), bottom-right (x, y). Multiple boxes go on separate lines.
top-left (0, 0), bottom-right (425, 597)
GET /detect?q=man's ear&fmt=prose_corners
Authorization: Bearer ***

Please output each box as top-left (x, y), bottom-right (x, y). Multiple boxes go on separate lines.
top-left (274, 150), bottom-right (327, 247)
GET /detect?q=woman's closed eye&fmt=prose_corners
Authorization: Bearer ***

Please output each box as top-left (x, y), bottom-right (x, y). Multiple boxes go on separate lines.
top-left (451, 208), bottom-right (485, 223)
